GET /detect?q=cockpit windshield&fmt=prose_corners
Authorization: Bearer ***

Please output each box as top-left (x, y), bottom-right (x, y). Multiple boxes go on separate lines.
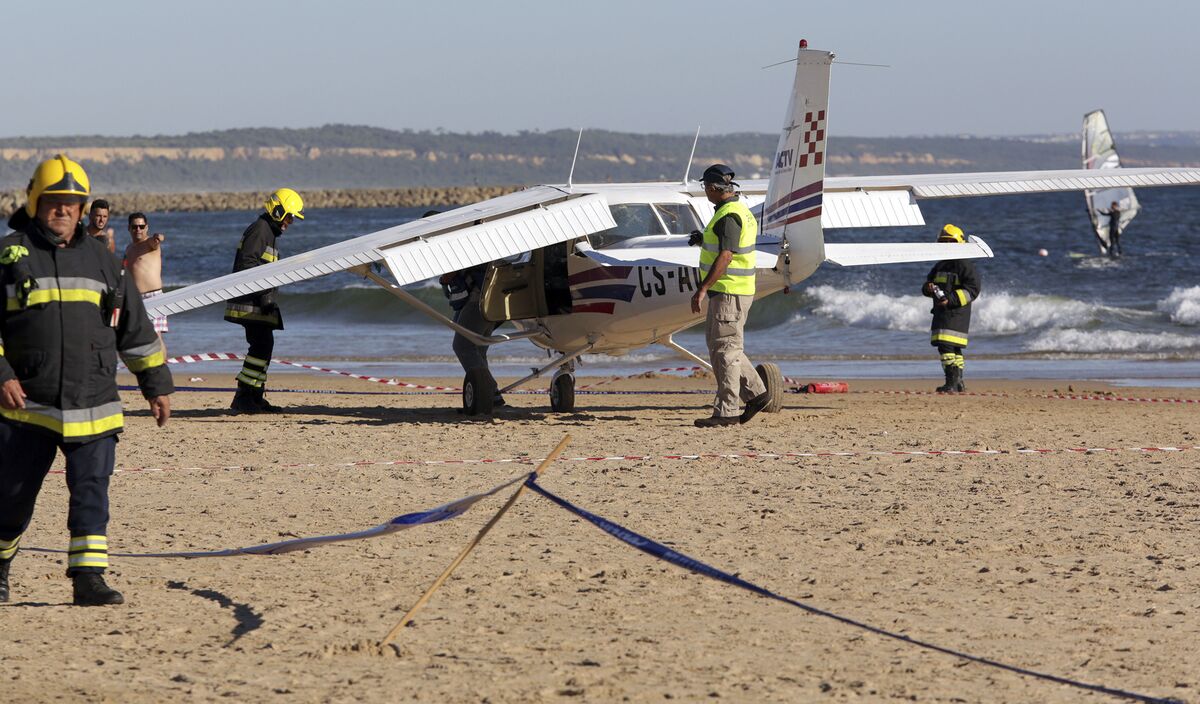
top-left (588, 204), bottom-right (664, 249)
top-left (588, 202), bottom-right (702, 249)
top-left (652, 203), bottom-right (702, 234)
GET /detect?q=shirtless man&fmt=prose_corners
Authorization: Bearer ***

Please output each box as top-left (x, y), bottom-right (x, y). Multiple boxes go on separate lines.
top-left (87, 199), bottom-right (116, 254)
top-left (123, 212), bottom-right (169, 334)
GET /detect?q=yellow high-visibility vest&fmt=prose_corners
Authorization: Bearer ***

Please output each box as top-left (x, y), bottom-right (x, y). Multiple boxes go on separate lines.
top-left (699, 199), bottom-right (757, 296)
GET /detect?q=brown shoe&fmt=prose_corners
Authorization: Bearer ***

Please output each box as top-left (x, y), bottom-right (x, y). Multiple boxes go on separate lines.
top-left (694, 415), bottom-right (740, 428)
top-left (740, 392), bottom-right (770, 424)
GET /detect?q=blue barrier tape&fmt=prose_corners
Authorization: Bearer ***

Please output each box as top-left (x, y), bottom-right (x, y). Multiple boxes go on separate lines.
top-left (25, 475), bottom-right (524, 559)
top-left (524, 477), bottom-right (1180, 704)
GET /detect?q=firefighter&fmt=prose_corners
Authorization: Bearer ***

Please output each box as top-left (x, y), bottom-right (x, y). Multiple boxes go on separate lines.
top-left (690, 164), bottom-right (769, 427)
top-left (922, 224), bottom-right (982, 393)
top-left (0, 155), bottom-right (173, 605)
top-left (224, 188), bottom-right (303, 414)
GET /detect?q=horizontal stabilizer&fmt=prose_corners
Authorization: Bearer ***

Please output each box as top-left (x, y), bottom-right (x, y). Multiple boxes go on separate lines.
top-left (824, 236), bottom-right (993, 267)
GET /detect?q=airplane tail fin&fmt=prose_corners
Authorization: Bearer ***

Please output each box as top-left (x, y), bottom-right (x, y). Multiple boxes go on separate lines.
top-left (762, 41), bottom-right (833, 284)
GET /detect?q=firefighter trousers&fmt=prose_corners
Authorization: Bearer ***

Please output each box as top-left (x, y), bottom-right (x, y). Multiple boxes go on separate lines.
top-left (236, 324), bottom-right (276, 389)
top-left (0, 421), bottom-right (116, 574)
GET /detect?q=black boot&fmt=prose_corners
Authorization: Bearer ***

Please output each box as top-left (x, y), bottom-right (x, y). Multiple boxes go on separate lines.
top-left (254, 387), bottom-right (283, 413)
top-left (73, 573), bottom-right (124, 606)
top-left (935, 366), bottom-right (956, 393)
top-left (230, 383), bottom-right (262, 415)
top-left (954, 366), bottom-right (966, 393)
top-left (0, 560), bottom-right (10, 603)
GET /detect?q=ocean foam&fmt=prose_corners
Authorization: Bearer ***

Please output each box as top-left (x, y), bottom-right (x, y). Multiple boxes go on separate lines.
top-left (1158, 286), bottom-right (1200, 326)
top-left (806, 286), bottom-right (1106, 335)
top-left (807, 285), bottom-right (929, 331)
top-left (1028, 328), bottom-right (1200, 353)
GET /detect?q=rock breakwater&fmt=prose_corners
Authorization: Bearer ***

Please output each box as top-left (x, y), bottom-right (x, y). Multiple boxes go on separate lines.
top-left (0, 186), bottom-right (519, 218)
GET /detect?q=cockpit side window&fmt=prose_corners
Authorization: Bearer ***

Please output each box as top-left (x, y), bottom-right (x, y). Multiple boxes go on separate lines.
top-left (652, 203), bottom-right (702, 234)
top-left (588, 204), bottom-right (665, 249)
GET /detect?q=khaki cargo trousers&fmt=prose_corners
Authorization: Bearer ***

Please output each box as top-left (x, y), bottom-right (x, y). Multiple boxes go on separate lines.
top-left (705, 292), bottom-right (766, 418)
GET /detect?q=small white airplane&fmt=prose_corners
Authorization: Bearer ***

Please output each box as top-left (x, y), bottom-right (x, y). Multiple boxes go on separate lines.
top-left (148, 41), bottom-right (1200, 415)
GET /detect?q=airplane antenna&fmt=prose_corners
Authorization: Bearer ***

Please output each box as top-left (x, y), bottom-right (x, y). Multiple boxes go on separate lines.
top-left (567, 128), bottom-right (584, 189)
top-left (681, 124), bottom-right (701, 186)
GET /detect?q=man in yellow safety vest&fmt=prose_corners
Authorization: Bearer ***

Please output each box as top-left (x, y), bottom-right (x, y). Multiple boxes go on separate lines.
top-left (690, 164), bottom-right (769, 427)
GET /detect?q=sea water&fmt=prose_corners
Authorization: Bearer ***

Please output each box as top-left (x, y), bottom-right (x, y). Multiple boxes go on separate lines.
top-left (140, 187), bottom-right (1200, 385)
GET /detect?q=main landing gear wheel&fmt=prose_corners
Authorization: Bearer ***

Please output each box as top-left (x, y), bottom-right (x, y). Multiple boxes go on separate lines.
top-left (462, 367), bottom-right (496, 416)
top-left (550, 374), bottom-right (575, 412)
top-left (756, 362), bottom-right (785, 414)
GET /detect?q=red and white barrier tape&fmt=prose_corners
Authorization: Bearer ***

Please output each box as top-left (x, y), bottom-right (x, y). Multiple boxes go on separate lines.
top-left (858, 388), bottom-right (1200, 405)
top-left (148, 353), bottom-right (1200, 404)
top-left (50, 444), bottom-right (1199, 476)
top-left (158, 352), bottom-right (460, 391)
top-left (578, 365), bottom-right (704, 390)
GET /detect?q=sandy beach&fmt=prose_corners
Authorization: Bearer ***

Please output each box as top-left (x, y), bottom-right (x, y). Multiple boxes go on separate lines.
top-left (2, 373), bottom-right (1197, 703)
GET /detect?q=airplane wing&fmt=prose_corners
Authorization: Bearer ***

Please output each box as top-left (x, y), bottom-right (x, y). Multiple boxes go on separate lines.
top-left (824, 235), bottom-right (993, 267)
top-left (738, 166), bottom-right (1200, 229)
top-left (146, 186), bottom-right (615, 317)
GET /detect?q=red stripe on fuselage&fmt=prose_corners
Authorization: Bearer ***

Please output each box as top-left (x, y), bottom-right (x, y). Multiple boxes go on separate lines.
top-left (572, 302), bottom-right (616, 314)
top-left (781, 206), bottom-right (822, 226)
top-left (765, 180), bottom-right (823, 215)
top-left (569, 265), bottom-right (632, 286)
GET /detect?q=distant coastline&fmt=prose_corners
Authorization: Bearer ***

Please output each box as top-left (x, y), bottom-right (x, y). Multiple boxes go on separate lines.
top-left (0, 186), bottom-right (519, 217)
top-left (4, 125), bottom-right (1199, 199)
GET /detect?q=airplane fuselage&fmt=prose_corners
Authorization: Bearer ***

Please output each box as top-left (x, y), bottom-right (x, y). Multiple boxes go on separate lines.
top-left (514, 234), bottom-right (788, 356)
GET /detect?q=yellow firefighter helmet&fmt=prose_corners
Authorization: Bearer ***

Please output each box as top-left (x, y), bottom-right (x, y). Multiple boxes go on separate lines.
top-left (938, 223), bottom-right (965, 243)
top-left (25, 154), bottom-right (90, 217)
top-left (264, 187), bottom-right (305, 222)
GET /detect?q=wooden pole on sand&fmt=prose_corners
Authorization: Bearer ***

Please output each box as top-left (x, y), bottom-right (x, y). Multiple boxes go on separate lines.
top-left (379, 434), bottom-right (571, 647)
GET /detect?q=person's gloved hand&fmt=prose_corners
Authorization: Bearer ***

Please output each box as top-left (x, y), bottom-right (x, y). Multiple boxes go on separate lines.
top-left (688, 230), bottom-right (703, 246)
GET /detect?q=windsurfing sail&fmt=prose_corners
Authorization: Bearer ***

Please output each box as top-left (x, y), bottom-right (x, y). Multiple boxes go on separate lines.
top-left (1082, 110), bottom-right (1140, 254)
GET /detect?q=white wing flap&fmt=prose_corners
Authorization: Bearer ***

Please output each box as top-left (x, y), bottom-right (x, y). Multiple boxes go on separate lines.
top-left (822, 190), bottom-right (925, 228)
top-left (146, 186), bottom-right (614, 317)
top-left (824, 236), bottom-right (993, 267)
top-left (379, 195), bottom-right (614, 286)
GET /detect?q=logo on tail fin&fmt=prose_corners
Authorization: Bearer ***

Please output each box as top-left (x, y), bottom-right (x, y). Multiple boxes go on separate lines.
top-left (799, 110), bottom-right (826, 168)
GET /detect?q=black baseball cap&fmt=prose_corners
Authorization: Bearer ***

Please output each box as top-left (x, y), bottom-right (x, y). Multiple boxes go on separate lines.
top-left (699, 163), bottom-right (738, 186)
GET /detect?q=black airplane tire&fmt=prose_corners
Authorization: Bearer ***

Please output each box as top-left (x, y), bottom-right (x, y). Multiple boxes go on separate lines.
top-left (756, 362), bottom-right (785, 413)
top-left (550, 374), bottom-right (575, 413)
top-left (463, 368), bottom-right (496, 416)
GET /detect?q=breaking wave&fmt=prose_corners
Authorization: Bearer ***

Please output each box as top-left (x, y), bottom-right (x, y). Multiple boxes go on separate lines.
top-left (1027, 328), bottom-right (1200, 353)
top-left (804, 285), bottom-right (1112, 335)
top-left (1158, 286), bottom-right (1200, 325)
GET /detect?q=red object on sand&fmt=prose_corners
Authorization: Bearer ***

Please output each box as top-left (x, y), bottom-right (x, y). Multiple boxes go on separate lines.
top-left (806, 382), bottom-right (849, 394)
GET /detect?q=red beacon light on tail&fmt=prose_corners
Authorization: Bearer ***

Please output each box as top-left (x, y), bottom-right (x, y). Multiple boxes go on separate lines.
top-left (799, 39), bottom-right (808, 49)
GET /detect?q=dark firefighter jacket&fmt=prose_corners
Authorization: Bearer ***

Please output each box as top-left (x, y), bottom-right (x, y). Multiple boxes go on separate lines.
top-left (0, 209), bottom-right (173, 442)
top-left (923, 258), bottom-right (982, 347)
top-left (224, 214), bottom-right (283, 330)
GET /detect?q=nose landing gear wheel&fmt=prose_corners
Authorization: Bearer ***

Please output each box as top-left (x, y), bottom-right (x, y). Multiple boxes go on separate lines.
top-left (550, 374), bottom-right (575, 412)
top-left (462, 367), bottom-right (496, 416)
top-left (755, 362), bottom-right (785, 413)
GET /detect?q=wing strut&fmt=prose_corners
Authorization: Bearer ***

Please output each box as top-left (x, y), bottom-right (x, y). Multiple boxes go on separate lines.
top-left (498, 344), bottom-right (595, 395)
top-left (359, 268), bottom-right (541, 347)
top-left (659, 335), bottom-right (713, 371)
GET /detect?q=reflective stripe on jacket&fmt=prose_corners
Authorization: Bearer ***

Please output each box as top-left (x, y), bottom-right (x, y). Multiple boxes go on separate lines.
top-left (224, 214), bottom-right (283, 330)
top-left (0, 210), bottom-right (173, 442)
top-left (699, 199), bottom-right (757, 296)
top-left (924, 258), bottom-right (981, 347)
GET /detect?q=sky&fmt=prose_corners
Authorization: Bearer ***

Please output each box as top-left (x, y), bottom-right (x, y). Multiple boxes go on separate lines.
top-left (7, 0), bottom-right (1199, 139)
